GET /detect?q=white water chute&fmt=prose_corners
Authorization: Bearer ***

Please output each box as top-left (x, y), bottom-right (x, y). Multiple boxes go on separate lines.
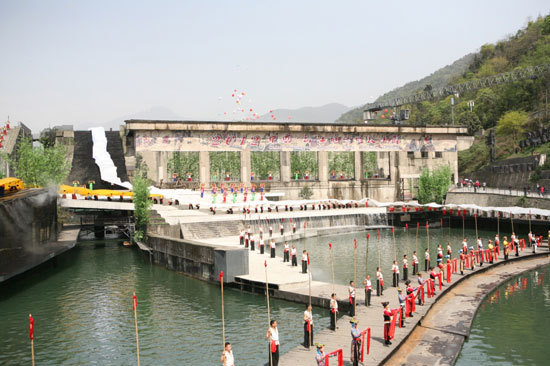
top-left (89, 127), bottom-right (132, 190)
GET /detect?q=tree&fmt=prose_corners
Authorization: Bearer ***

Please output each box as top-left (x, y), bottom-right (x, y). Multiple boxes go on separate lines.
top-left (251, 151), bottom-right (280, 179)
top-left (299, 185), bottom-right (313, 200)
top-left (458, 111), bottom-right (482, 135)
top-left (328, 152), bottom-right (354, 178)
top-left (3, 138), bottom-right (71, 187)
top-left (132, 170), bottom-right (151, 242)
top-left (290, 151), bottom-right (318, 178)
top-left (417, 166), bottom-right (452, 204)
top-left (362, 152), bottom-right (377, 178)
top-left (39, 128), bottom-right (57, 148)
top-left (496, 110), bottom-right (528, 142)
top-left (167, 152), bottom-right (199, 178)
top-left (210, 152), bottom-right (240, 181)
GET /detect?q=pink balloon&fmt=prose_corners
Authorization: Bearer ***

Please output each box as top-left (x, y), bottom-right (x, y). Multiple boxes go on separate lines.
top-left (381, 115), bottom-right (385, 119)
top-left (250, 108), bottom-right (253, 111)
top-left (384, 109), bottom-right (388, 113)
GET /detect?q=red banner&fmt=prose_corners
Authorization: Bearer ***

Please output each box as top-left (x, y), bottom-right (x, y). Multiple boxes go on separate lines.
top-left (360, 328), bottom-right (371, 362)
top-left (29, 315), bottom-right (34, 340)
top-left (324, 349), bottom-right (343, 366)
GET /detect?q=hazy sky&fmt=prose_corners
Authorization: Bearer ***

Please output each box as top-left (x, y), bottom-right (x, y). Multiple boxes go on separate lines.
top-left (0, 0), bottom-right (548, 131)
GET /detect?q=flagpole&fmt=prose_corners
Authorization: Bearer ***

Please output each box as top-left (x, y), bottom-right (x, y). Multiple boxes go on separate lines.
top-left (309, 268), bottom-right (312, 348)
top-left (392, 227), bottom-right (397, 262)
top-left (529, 210), bottom-right (532, 233)
top-left (133, 292), bottom-right (140, 366)
top-left (365, 233), bottom-right (370, 278)
top-left (426, 221), bottom-right (430, 253)
top-left (265, 261), bottom-right (273, 366)
top-left (475, 211), bottom-right (478, 240)
top-left (329, 243), bottom-right (335, 294)
top-left (354, 238), bottom-right (357, 316)
top-left (415, 222), bottom-right (419, 256)
top-left (29, 314), bottom-right (35, 366)
top-left (220, 272), bottom-right (225, 351)
top-left (377, 229), bottom-right (381, 269)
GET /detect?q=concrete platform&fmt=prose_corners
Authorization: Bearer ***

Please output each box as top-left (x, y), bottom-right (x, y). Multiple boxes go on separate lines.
top-left (277, 250), bottom-right (549, 366)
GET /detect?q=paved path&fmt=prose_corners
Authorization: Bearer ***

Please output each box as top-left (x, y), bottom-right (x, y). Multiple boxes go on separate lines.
top-left (277, 249), bottom-right (549, 366)
top-left (385, 254), bottom-right (550, 366)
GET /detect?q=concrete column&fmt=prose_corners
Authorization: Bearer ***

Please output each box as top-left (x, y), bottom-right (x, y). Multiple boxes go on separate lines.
top-left (241, 150), bottom-right (251, 184)
top-left (199, 151), bottom-right (210, 184)
top-left (280, 151), bottom-right (291, 182)
top-left (354, 151), bottom-right (362, 181)
top-left (318, 151), bottom-right (328, 182)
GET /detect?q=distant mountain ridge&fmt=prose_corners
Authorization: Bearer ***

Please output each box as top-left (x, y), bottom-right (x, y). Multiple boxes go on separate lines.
top-left (258, 103), bottom-right (350, 123)
top-left (337, 53), bottom-right (476, 123)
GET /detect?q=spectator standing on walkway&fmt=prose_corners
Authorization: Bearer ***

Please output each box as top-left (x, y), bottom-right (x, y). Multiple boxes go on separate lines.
top-left (483, 182), bottom-right (486, 191)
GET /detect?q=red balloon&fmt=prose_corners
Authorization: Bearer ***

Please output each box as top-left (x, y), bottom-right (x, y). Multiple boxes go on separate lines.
top-left (384, 109), bottom-right (388, 113)
top-left (381, 115), bottom-right (385, 119)
top-left (250, 108), bottom-right (253, 111)
top-left (231, 94), bottom-right (234, 97)
top-left (269, 110), bottom-right (273, 113)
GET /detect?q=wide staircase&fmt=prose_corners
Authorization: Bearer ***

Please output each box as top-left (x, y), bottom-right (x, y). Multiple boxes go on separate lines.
top-left (67, 131), bottom-right (128, 189)
top-left (180, 220), bottom-right (242, 240)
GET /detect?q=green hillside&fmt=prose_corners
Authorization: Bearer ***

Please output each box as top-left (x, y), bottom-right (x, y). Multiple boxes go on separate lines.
top-left (339, 14), bottom-right (550, 131)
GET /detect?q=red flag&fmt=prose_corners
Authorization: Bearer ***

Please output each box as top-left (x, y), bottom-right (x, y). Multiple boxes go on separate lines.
top-left (304, 222), bottom-right (307, 228)
top-left (132, 293), bottom-right (138, 311)
top-left (290, 218), bottom-right (293, 223)
top-left (264, 260), bottom-right (267, 267)
top-left (307, 253), bottom-right (310, 265)
top-left (329, 243), bottom-right (332, 249)
top-left (367, 233), bottom-right (370, 239)
top-left (354, 238), bottom-right (357, 248)
top-left (377, 229), bottom-right (380, 238)
top-left (417, 222), bottom-right (420, 228)
top-left (425, 222), bottom-right (429, 228)
top-left (29, 314), bottom-right (34, 340)
top-left (405, 223), bottom-right (408, 230)
top-left (474, 213), bottom-right (477, 219)
top-left (392, 227), bottom-right (394, 233)
top-left (219, 271), bottom-right (224, 282)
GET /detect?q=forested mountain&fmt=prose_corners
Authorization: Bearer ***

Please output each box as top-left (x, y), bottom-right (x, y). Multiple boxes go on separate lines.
top-left (338, 14), bottom-right (550, 132)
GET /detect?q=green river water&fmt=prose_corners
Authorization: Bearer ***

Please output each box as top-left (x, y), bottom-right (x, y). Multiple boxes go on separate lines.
top-left (1, 226), bottom-right (547, 365)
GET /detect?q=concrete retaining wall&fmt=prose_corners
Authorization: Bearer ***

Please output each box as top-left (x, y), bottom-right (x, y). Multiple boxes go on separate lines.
top-left (146, 234), bottom-right (248, 283)
top-left (446, 191), bottom-right (550, 210)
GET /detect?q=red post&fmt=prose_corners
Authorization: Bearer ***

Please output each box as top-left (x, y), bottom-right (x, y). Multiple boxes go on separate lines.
top-left (446, 262), bottom-right (452, 283)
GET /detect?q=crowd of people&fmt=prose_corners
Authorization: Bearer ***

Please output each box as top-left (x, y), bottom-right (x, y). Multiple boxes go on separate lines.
top-left (219, 220), bottom-right (546, 366)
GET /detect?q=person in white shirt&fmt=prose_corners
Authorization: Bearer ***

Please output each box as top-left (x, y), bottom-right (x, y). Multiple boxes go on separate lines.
top-left (348, 281), bottom-right (356, 317)
top-left (447, 243), bottom-right (452, 257)
top-left (239, 230), bottom-right (244, 246)
top-left (220, 342), bottom-right (235, 366)
top-left (462, 239), bottom-right (468, 255)
top-left (302, 250), bottom-right (308, 273)
top-left (291, 245), bottom-right (297, 266)
top-left (283, 241), bottom-right (290, 262)
top-left (269, 225), bottom-right (273, 237)
top-left (280, 223), bottom-right (284, 236)
top-left (376, 267), bottom-right (384, 296)
top-left (303, 304), bottom-right (314, 348)
top-left (363, 275), bottom-right (372, 306)
top-left (403, 255), bottom-right (409, 282)
top-left (259, 237), bottom-right (265, 254)
top-left (477, 237), bottom-right (484, 266)
top-left (270, 239), bottom-right (276, 258)
top-left (425, 248), bottom-right (430, 272)
top-left (330, 293), bottom-right (338, 331)
top-left (392, 260), bottom-right (400, 287)
top-left (266, 320), bottom-right (280, 366)
top-left (412, 251), bottom-right (419, 275)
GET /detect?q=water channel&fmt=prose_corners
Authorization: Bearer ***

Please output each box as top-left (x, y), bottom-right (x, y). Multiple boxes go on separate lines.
top-left (0, 239), bottom-right (329, 365)
top-left (456, 264), bottom-right (550, 365)
top-left (0, 225), bottom-right (539, 365)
